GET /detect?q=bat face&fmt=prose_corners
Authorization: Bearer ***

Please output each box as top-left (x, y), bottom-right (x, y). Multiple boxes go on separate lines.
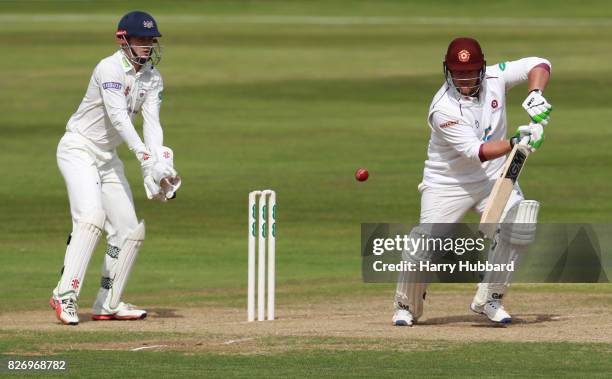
top-left (505, 149), bottom-right (528, 182)
top-left (479, 145), bottom-right (531, 238)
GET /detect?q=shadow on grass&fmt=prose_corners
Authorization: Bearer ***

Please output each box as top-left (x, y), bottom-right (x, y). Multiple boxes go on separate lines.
top-left (421, 313), bottom-right (561, 327)
top-left (77, 308), bottom-right (183, 324)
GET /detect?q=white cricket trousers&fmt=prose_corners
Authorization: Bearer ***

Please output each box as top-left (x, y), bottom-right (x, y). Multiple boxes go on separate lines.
top-left (57, 132), bottom-right (138, 247)
top-left (419, 180), bottom-right (524, 225)
top-left (393, 180), bottom-right (524, 318)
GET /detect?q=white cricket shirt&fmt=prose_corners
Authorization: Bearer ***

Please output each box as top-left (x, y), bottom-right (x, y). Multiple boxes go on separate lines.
top-left (66, 50), bottom-right (164, 155)
top-left (422, 57), bottom-right (551, 187)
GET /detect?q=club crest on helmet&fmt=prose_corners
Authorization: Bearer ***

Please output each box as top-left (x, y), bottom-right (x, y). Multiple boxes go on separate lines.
top-left (458, 49), bottom-right (470, 62)
top-left (116, 11), bottom-right (163, 67)
top-left (443, 37), bottom-right (486, 97)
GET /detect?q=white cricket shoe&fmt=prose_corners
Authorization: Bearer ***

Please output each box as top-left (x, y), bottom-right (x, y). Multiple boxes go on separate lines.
top-left (92, 302), bottom-right (147, 321)
top-left (392, 309), bottom-right (414, 326)
top-left (470, 301), bottom-right (512, 324)
top-left (49, 295), bottom-right (79, 325)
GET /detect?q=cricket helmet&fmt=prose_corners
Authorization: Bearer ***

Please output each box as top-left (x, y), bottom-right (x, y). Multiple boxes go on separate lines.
top-left (116, 11), bottom-right (161, 38)
top-left (116, 11), bottom-right (162, 66)
top-left (443, 37), bottom-right (486, 97)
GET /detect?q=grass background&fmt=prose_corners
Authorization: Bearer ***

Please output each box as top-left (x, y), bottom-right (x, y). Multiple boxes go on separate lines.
top-left (1, 0), bottom-right (611, 377)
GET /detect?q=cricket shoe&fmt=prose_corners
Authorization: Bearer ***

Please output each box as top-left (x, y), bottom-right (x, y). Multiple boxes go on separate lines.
top-left (392, 309), bottom-right (414, 326)
top-left (92, 302), bottom-right (147, 321)
top-left (49, 295), bottom-right (79, 325)
top-left (470, 301), bottom-right (512, 324)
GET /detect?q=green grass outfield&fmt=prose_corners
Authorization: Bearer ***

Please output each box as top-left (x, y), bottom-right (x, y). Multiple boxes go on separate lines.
top-left (1, 0), bottom-right (611, 377)
top-left (2, 338), bottom-right (612, 378)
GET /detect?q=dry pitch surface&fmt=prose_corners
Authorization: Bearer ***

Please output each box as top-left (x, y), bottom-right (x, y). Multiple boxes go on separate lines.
top-left (2, 291), bottom-right (610, 355)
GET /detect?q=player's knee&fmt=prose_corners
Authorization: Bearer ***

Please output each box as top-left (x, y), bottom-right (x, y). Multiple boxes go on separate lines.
top-left (114, 219), bottom-right (144, 247)
top-left (76, 208), bottom-right (106, 230)
top-left (401, 226), bottom-right (437, 262)
top-left (125, 220), bottom-right (146, 243)
top-left (67, 208), bottom-right (105, 249)
top-left (108, 217), bottom-right (144, 246)
top-left (500, 200), bottom-right (539, 246)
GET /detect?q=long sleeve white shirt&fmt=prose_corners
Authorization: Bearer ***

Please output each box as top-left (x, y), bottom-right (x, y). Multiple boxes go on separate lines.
top-left (66, 50), bottom-right (164, 156)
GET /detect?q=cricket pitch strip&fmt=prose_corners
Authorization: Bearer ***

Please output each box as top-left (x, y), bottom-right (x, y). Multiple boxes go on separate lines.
top-left (1, 290), bottom-right (610, 355)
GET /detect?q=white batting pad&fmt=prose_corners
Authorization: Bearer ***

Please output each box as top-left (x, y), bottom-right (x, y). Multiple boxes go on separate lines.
top-left (56, 209), bottom-right (105, 298)
top-left (394, 227), bottom-right (435, 320)
top-left (501, 200), bottom-right (539, 245)
top-left (109, 221), bottom-right (145, 309)
top-left (474, 200), bottom-right (540, 306)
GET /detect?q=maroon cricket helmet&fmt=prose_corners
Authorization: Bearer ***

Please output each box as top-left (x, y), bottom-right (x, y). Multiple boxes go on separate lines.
top-left (444, 37), bottom-right (485, 71)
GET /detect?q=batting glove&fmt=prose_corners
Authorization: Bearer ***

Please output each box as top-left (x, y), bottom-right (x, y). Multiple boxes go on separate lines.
top-left (511, 123), bottom-right (544, 152)
top-left (522, 89), bottom-right (552, 126)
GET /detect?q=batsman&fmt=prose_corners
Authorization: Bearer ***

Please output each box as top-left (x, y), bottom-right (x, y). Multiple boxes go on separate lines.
top-left (393, 37), bottom-right (552, 326)
top-left (50, 11), bottom-right (181, 325)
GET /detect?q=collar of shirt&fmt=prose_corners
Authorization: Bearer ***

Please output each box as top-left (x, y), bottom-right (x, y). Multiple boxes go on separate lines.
top-left (448, 79), bottom-right (487, 107)
top-left (114, 50), bottom-right (153, 76)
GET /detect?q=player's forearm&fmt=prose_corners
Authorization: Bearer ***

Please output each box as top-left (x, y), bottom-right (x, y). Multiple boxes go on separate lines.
top-left (106, 112), bottom-right (148, 156)
top-left (143, 122), bottom-right (163, 149)
top-left (479, 140), bottom-right (512, 162)
top-left (107, 111), bottom-right (146, 152)
top-left (142, 92), bottom-right (164, 149)
top-left (142, 108), bottom-right (164, 148)
top-left (527, 65), bottom-right (550, 92)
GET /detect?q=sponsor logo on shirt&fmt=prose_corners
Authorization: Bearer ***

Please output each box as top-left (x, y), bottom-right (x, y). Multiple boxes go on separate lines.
top-left (482, 126), bottom-right (493, 141)
top-left (102, 82), bottom-right (122, 90)
top-left (498, 62), bottom-right (507, 71)
top-left (491, 99), bottom-right (498, 109)
top-left (439, 120), bottom-right (459, 128)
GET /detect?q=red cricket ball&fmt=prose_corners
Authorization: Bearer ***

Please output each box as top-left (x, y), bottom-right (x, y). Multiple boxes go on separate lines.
top-left (355, 168), bottom-right (369, 182)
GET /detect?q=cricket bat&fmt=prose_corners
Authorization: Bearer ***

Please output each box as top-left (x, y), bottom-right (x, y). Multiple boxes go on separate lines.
top-left (479, 138), bottom-right (531, 238)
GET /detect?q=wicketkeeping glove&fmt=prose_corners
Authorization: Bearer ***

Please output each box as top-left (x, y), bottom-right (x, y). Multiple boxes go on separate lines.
top-left (138, 146), bottom-right (182, 201)
top-left (511, 123), bottom-right (544, 152)
top-left (522, 89), bottom-right (552, 126)
top-left (136, 148), bottom-right (155, 179)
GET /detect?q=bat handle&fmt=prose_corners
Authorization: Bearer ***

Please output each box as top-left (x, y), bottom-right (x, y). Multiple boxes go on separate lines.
top-left (519, 135), bottom-right (530, 145)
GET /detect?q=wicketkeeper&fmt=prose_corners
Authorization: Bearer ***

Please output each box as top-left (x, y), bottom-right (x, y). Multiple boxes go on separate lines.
top-left (393, 37), bottom-right (552, 326)
top-left (50, 11), bottom-right (181, 325)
